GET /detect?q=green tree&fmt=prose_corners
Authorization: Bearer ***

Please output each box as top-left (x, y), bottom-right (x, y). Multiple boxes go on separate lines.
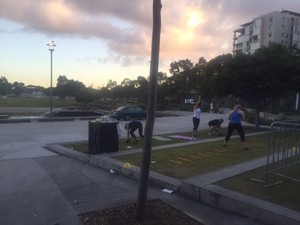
top-left (106, 79), bottom-right (117, 90)
top-left (214, 44), bottom-right (300, 129)
top-left (0, 76), bottom-right (11, 96)
top-left (168, 59), bottom-right (194, 101)
top-left (75, 88), bottom-right (94, 107)
top-left (136, 76), bottom-right (148, 103)
top-left (11, 82), bottom-right (25, 96)
top-left (55, 75), bottom-right (86, 100)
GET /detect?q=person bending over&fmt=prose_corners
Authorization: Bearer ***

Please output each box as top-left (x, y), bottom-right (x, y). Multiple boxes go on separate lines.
top-left (208, 118), bottom-right (224, 136)
top-left (125, 121), bottom-right (144, 143)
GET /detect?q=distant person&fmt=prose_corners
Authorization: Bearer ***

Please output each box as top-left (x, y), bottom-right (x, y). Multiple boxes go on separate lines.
top-left (223, 104), bottom-right (248, 150)
top-left (208, 118), bottom-right (224, 136)
top-left (192, 96), bottom-right (204, 139)
top-left (125, 121), bottom-right (144, 143)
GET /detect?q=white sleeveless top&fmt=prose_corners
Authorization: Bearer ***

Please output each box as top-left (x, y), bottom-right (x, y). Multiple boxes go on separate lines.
top-left (193, 108), bottom-right (201, 119)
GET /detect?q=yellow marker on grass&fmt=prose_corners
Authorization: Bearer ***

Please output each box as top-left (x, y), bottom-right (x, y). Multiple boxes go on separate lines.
top-left (123, 162), bottom-right (132, 169)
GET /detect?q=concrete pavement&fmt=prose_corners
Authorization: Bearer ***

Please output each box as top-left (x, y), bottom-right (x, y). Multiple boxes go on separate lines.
top-left (0, 111), bottom-right (283, 225)
top-left (0, 155), bottom-right (266, 225)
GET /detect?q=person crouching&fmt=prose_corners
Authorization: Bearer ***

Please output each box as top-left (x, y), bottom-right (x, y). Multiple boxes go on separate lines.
top-left (125, 121), bottom-right (144, 143)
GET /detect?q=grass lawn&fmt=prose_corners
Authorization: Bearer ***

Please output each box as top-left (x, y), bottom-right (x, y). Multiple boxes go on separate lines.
top-left (64, 126), bottom-right (265, 154)
top-left (113, 134), bottom-right (268, 179)
top-left (216, 164), bottom-right (300, 212)
top-left (0, 97), bottom-right (76, 108)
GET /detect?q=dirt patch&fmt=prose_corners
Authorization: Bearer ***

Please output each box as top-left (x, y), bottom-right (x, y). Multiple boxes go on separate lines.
top-left (79, 199), bottom-right (203, 225)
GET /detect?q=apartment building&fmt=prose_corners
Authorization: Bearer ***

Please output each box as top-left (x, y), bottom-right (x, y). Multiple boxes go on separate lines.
top-left (233, 10), bottom-right (300, 54)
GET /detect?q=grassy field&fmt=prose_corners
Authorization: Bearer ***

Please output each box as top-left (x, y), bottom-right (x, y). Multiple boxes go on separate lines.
top-left (64, 126), bottom-right (265, 154)
top-left (113, 134), bottom-right (268, 179)
top-left (0, 97), bottom-right (77, 108)
top-left (216, 164), bottom-right (300, 211)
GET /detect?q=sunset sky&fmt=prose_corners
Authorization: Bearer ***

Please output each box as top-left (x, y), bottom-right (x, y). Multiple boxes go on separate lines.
top-left (1, 0), bottom-right (300, 88)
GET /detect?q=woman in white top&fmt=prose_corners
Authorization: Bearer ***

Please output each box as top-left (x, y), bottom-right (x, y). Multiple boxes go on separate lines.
top-left (192, 96), bottom-right (204, 139)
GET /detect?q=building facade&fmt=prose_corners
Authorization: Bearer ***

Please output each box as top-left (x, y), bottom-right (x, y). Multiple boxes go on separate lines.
top-left (233, 10), bottom-right (300, 54)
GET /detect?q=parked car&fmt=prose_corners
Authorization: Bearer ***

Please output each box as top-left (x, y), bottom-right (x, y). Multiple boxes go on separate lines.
top-left (110, 105), bottom-right (147, 120)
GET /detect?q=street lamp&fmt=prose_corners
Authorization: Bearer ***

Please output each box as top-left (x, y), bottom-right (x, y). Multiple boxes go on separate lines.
top-left (186, 77), bottom-right (189, 99)
top-left (47, 41), bottom-right (56, 122)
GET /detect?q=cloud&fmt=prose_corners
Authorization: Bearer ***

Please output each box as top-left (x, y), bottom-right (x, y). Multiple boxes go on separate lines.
top-left (1, 0), bottom-right (300, 68)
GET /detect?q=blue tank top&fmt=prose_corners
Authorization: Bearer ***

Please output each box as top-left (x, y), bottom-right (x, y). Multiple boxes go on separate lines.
top-left (230, 110), bottom-right (241, 124)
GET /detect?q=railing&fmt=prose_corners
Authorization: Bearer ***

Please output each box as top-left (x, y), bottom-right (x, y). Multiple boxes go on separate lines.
top-left (265, 120), bottom-right (300, 186)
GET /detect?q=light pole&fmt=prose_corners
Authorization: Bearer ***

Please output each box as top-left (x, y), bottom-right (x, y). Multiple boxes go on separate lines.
top-left (186, 77), bottom-right (189, 99)
top-left (47, 41), bottom-right (56, 122)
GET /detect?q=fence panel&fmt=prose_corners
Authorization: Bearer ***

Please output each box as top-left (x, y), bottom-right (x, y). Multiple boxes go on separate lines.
top-left (266, 120), bottom-right (300, 185)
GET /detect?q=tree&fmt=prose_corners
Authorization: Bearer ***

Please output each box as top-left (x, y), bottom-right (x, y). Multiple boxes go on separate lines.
top-left (56, 75), bottom-right (68, 86)
top-left (204, 54), bottom-right (232, 94)
top-left (11, 82), bottom-right (25, 96)
top-left (0, 76), bottom-right (11, 96)
top-left (75, 88), bottom-right (94, 107)
top-left (136, 76), bottom-right (149, 103)
top-left (169, 59), bottom-right (193, 76)
top-left (106, 79), bottom-right (117, 90)
top-left (55, 76), bottom-right (86, 100)
top-left (135, 0), bottom-right (161, 221)
top-left (214, 44), bottom-right (300, 129)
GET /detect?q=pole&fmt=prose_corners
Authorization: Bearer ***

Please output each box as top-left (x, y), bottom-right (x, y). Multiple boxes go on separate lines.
top-left (50, 49), bottom-right (53, 122)
top-left (296, 93), bottom-right (299, 111)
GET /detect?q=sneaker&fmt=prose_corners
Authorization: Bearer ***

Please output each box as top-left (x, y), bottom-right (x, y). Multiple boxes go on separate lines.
top-left (192, 135), bottom-right (199, 140)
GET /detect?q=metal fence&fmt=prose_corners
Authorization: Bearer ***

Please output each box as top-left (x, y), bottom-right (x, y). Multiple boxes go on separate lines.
top-left (265, 119), bottom-right (300, 186)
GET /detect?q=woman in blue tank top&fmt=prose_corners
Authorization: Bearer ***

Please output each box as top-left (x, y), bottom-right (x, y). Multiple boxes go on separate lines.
top-left (224, 104), bottom-right (248, 150)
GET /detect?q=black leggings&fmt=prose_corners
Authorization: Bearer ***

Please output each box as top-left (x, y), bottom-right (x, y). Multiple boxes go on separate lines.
top-left (130, 124), bottom-right (144, 139)
top-left (193, 117), bottom-right (200, 131)
top-left (225, 123), bottom-right (245, 142)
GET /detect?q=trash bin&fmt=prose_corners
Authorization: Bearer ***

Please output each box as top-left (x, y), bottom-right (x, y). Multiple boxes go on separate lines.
top-left (88, 117), bottom-right (119, 154)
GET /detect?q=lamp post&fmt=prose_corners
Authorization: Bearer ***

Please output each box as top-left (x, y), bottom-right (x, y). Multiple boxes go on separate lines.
top-left (47, 41), bottom-right (56, 122)
top-left (186, 77), bottom-right (189, 99)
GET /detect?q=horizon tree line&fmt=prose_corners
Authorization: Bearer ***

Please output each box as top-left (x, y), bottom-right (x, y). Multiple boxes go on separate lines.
top-left (1, 43), bottom-right (299, 117)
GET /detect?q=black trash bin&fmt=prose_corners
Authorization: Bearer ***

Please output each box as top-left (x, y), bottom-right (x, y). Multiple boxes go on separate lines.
top-left (88, 120), bottom-right (119, 154)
